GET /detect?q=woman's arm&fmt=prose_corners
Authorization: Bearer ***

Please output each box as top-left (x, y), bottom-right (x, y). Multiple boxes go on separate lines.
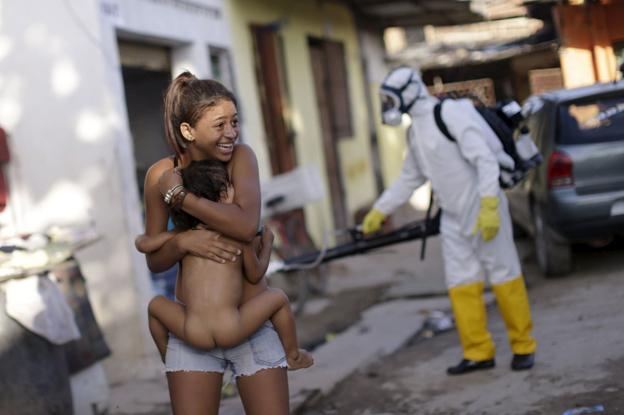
top-left (135, 232), bottom-right (177, 254)
top-left (159, 144), bottom-right (261, 242)
top-left (142, 159), bottom-right (242, 272)
top-left (241, 228), bottom-right (274, 284)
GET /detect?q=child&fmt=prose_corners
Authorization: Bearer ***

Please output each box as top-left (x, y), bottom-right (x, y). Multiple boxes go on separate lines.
top-left (136, 158), bottom-right (313, 370)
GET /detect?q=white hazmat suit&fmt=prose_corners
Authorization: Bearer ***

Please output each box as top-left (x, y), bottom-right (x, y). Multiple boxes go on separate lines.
top-left (365, 67), bottom-right (536, 374)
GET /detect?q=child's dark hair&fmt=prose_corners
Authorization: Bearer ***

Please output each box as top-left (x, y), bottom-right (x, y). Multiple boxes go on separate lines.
top-left (163, 71), bottom-right (237, 155)
top-left (171, 159), bottom-right (231, 230)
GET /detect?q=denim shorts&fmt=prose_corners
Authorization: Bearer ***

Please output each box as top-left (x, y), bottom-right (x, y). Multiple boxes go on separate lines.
top-left (164, 321), bottom-right (287, 378)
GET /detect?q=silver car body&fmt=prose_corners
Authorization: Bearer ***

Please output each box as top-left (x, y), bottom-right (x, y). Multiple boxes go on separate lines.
top-left (507, 81), bottom-right (624, 274)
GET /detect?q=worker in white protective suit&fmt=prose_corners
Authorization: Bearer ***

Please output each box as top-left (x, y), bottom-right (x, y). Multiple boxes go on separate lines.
top-left (362, 67), bottom-right (536, 375)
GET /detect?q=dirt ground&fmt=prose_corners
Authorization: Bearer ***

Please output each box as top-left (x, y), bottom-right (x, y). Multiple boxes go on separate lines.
top-left (297, 238), bottom-right (624, 415)
top-left (107, 234), bottom-right (624, 415)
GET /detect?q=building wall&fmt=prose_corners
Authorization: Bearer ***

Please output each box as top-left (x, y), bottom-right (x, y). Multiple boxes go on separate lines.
top-left (355, 27), bottom-right (391, 198)
top-left (112, 0), bottom-right (232, 76)
top-left (555, 3), bottom-right (624, 87)
top-left (225, 0), bottom-right (377, 242)
top-left (0, 0), bottom-right (232, 383)
top-left (510, 49), bottom-right (561, 101)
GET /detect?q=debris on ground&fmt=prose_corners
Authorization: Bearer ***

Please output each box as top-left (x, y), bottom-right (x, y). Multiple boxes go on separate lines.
top-left (561, 405), bottom-right (605, 415)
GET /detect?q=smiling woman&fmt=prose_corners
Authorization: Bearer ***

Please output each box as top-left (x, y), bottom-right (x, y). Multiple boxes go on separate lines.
top-left (162, 72), bottom-right (238, 158)
top-left (133, 71), bottom-right (307, 415)
top-left (178, 99), bottom-right (238, 161)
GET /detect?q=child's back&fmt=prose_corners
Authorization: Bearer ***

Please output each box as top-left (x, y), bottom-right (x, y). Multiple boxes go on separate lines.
top-left (172, 160), bottom-right (248, 348)
top-left (149, 158), bottom-right (312, 369)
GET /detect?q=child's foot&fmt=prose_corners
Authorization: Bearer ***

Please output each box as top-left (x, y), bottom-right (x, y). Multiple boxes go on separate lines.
top-left (287, 349), bottom-right (314, 370)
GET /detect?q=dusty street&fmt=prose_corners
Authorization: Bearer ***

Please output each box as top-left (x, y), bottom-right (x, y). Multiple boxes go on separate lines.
top-left (299, 237), bottom-right (624, 415)
top-left (108, 235), bottom-right (624, 415)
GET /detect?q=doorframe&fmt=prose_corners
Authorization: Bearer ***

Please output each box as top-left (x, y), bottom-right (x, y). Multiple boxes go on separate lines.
top-left (307, 36), bottom-right (349, 231)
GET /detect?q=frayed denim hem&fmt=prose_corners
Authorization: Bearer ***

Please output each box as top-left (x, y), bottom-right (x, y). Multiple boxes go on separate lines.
top-left (235, 361), bottom-right (288, 378)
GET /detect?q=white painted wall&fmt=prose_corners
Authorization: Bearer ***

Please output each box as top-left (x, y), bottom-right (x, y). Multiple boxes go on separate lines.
top-left (0, 0), bottom-right (231, 383)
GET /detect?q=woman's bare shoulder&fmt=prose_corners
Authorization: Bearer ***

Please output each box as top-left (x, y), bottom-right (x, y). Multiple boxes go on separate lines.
top-left (232, 142), bottom-right (256, 159)
top-left (145, 157), bottom-right (176, 179)
top-left (230, 143), bottom-right (258, 169)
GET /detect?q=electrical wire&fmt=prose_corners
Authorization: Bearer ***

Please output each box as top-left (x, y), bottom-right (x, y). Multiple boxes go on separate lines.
top-left (61, 0), bottom-right (118, 69)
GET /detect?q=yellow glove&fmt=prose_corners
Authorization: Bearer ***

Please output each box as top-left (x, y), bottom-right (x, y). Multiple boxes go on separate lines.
top-left (473, 196), bottom-right (500, 242)
top-left (362, 208), bottom-right (387, 235)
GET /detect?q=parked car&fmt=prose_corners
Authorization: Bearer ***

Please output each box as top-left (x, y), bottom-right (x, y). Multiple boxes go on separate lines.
top-left (506, 81), bottom-right (624, 275)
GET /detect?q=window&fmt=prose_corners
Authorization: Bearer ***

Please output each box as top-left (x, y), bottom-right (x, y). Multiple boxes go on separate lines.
top-left (558, 94), bottom-right (624, 144)
top-left (209, 47), bottom-right (234, 92)
top-left (614, 41), bottom-right (624, 79)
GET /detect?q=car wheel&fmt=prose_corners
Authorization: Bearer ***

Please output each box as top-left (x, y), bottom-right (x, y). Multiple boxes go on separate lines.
top-left (512, 220), bottom-right (528, 239)
top-left (533, 204), bottom-right (572, 276)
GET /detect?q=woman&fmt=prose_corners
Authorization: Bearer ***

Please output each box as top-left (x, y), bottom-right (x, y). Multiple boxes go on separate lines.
top-left (138, 158), bottom-right (312, 369)
top-left (140, 71), bottom-right (290, 415)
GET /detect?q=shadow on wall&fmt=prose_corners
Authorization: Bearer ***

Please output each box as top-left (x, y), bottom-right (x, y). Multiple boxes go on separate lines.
top-left (0, 8), bottom-right (152, 383)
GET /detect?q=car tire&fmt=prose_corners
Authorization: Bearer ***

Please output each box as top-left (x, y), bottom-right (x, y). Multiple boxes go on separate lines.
top-left (512, 220), bottom-right (528, 239)
top-left (533, 204), bottom-right (572, 276)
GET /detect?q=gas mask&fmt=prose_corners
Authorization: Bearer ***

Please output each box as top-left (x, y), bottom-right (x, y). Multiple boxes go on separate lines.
top-left (380, 66), bottom-right (427, 126)
top-left (380, 91), bottom-right (403, 126)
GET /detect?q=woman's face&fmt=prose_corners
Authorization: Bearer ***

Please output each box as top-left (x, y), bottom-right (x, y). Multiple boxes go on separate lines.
top-left (187, 99), bottom-right (239, 162)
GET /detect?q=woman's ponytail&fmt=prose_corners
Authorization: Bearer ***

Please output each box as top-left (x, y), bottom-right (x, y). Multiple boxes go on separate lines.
top-left (163, 71), bottom-right (196, 155)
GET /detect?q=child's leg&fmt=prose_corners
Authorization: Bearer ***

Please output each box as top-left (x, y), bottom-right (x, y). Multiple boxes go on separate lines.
top-left (268, 292), bottom-right (314, 370)
top-left (136, 232), bottom-right (176, 254)
top-left (148, 295), bottom-right (188, 362)
top-left (212, 288), bottom-right (313, 370)
top-left (150, 295), bottom-right (220, 352)
top-left (148, 310), bottom-right (169, 363)
top-left (209, 288), bottom-right (286, 348)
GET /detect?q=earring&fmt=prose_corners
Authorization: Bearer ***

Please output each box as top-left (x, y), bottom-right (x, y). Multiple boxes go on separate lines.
top-left (184, 134), bottom-right (195, 142)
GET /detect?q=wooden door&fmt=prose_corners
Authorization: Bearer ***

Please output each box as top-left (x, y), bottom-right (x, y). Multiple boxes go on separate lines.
top-left (251, 25), bottom-right (313, 252)
top-left (251, 25), bottom-right (296, 175)
top-left (308, 39), bottom-right (349, 231)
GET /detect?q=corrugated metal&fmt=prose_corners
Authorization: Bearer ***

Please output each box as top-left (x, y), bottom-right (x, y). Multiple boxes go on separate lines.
top-left (339, 0), bottom-right (528, 28)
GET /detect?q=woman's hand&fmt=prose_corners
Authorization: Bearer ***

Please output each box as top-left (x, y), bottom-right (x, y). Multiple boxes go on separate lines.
top-left (158, 168), bottom-right (183, 197)
top-left (178, 228), bottom-right (242, 264)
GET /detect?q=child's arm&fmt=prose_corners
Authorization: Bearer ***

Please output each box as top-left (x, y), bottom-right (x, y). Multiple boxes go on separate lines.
top-left (135, 232), bottom-right (177, 254)
top-left (159, 144), bottom-right (261, 242)
top-left (241, 228), bottom-right (274, 284)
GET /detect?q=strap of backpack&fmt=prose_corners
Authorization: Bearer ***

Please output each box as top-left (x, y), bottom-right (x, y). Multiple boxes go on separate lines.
top-left (433, 101), bottom-right (456, 142)
top-left (420, 189), bottom-right (434, 260)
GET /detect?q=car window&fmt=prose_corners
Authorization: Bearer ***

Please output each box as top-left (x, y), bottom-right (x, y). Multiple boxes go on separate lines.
top-left (557, 95), bottom-right (624, 144)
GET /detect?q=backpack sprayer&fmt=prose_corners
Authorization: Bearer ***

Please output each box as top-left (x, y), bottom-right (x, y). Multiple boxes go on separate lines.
top-left (275, 210), bottom-right (441, 273)
top-left (261, 166), bottom-right (441, 275)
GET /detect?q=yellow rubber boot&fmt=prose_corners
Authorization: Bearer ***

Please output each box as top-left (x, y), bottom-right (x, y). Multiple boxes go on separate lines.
top-left (448, 281), bottom-right (496, 361)
top-left (492, 276), bottom-right (537, 355)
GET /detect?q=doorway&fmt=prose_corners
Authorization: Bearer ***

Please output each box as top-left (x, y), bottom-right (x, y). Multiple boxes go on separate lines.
top-left (118, 39), bottom-right (175, 297)
top-left (250, 24), bottom-right (320, 260)
top-left (250, 24), bottom-right (297, 175)
top-left (118, 40), bottom-right (172, 199)
top-left (308, 37), bottom-right (351, 231)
